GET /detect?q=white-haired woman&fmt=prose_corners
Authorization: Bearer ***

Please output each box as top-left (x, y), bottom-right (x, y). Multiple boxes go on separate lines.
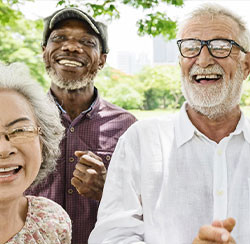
top-left (0, 63), bottom-right (71, 243)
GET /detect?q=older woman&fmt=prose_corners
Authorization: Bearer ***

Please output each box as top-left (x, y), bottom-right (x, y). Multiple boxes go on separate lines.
top-left (0, 62), bottom-right (71, 243)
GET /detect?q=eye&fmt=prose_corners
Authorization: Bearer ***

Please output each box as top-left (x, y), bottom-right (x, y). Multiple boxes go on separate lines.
top-left (9, 127), bottom-right (34, 138)
top-left (80, 39), bottom-right (97, 47)
top-left (50, 35), bottom-right (66, 42)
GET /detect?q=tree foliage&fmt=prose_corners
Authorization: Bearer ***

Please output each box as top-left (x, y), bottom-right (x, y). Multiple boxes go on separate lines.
top-left (0, 0), bottom-right (48, 88)
top-left (95, 64), bottom-right (185, 110)
top-left (56, 0), bottom-right (184, 39)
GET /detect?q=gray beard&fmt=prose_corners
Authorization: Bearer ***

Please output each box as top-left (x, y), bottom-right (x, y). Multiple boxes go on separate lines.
top-left (181, 64), bottom-right (244, 120)
top-left (47, 68), bottom-right (97, 90)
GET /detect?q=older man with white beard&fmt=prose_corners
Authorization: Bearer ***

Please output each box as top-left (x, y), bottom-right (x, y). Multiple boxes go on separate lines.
top-left (88, 3), bottom-right (250, 244)
top-left (25, 7), bottom-right (136, 244)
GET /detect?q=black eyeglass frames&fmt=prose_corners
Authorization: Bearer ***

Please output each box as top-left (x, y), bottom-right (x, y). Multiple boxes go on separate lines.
top-left (177, 38), bottom-right (247, 58)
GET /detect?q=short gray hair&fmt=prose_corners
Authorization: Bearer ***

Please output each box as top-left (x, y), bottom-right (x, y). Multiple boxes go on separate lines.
top-left (177, 3), bottom-right (250, 52)
top-left (0, 62), bottom-right (64, 187)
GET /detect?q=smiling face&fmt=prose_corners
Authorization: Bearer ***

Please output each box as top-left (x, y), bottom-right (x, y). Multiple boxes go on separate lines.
top-left (43, 19), bottom-right (106, 90)
top-left (0, 90), bottom-right (42, 200)
top-left (179, 15), bottom-right (248, 119)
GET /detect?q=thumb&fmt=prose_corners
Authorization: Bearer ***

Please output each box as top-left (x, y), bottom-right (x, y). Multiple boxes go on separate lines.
top-left (222, 217), bottom-right (236, 233)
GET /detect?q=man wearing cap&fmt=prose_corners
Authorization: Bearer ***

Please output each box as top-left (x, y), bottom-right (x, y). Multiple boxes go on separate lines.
top-left (26, 7), bottom-right (136, 244)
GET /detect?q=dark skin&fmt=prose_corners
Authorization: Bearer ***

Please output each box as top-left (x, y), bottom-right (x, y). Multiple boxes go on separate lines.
top-left (43, 19), bottom-right (107, 200)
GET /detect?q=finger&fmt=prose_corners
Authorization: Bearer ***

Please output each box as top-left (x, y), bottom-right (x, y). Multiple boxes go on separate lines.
top-left (71, 176), bottom-right (102, 194)
top-left (77, 154), bottom-right (106, 173)
top-left (75, 162), bottom-right (89, 173)
top-left (222, 217), bottom-right (236, 233)
top-left (71, 177), bottom-right (89, 193)
top-left (199, 225), bottom-right (230, 242)
top-left (75, 150), bottom-right (102, 161)
top-left (212, 219), bottom-right (223, 228)
top-left (72, 169), bottom-right (104, 190)
top-left (73, 169), bottom-right (86, 181)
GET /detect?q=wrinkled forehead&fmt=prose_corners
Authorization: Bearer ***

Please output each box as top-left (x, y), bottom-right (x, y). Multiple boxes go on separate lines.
top-left (178, 14), bottom-right (240, 41)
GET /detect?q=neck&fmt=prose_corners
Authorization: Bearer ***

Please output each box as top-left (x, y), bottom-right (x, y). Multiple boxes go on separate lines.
top-left (51, 83), bottom-right (95, 120)
top-left (186, 103), bottom-right (241, 143)
top-left (0, 196), bottom-right (27, 244)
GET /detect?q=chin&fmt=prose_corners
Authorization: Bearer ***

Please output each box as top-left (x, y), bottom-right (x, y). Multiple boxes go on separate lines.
top-left (47, 68), bottom-right (96, 90)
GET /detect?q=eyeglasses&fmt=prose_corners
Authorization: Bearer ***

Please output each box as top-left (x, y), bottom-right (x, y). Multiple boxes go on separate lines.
top-left (0, 126), bottom-right (42, 144)
top-left (177, 38), bottom-right (247, 58)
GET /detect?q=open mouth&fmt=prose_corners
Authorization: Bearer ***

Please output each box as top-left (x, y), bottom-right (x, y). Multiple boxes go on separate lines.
top-left (58, 59), bottom-right (83, 67)
top-left (0, 166), bottom-right (22, 178)
top-left (193, 74), bottom-right (222, 84)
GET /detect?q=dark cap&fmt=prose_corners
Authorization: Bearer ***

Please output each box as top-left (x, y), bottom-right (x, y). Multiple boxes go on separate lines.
top-left (42, 7), bottom-right (109, 54)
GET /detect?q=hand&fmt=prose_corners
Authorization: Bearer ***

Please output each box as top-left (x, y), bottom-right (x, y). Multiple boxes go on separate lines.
top-left (71, 151), bottom-right (107, 201)
top-left (192, 217), bottom-right (236, 244)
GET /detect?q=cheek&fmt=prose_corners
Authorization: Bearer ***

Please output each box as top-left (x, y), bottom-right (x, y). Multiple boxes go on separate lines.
top-left (43, 51), bottom-right (51, 68)
top-left (180, 59), bottom-right (194, 77)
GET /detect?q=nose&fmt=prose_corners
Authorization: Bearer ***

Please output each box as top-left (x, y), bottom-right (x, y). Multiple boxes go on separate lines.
top-left (61, 39), bottom-right (84, 54)
top-left (0, 135), bottom-right (17, 159)
top-left (195, 45), bottom-right (215, 68)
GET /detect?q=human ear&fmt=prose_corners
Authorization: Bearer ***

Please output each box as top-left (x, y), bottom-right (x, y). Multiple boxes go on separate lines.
top-left (242, 52), bottom-right (250, 79)
top-left (98, 54), bottom-right (107, 70)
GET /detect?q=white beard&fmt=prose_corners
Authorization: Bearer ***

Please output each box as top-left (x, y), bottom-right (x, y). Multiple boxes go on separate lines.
top-left (181, 64), bottom-right (244, 120)
top-left (47, 68), bottom-right (97, 90)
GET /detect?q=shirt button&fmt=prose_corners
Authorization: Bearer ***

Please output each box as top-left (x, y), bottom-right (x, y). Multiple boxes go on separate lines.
top-left (70, 127), bottom-right (74, 133)
top-left (68, 189), bottom-right (74, 194)
top-left (216, 190), bottom-right (224, 196)
top-left (106, 155), bottom-right (111, 161)
top-left (69, 157), bottom-right (74, 163)
top-left (217, 149), bottom-right (222, 155)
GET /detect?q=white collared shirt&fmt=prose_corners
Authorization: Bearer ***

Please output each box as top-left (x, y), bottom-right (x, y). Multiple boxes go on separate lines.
top-left (89, 104), bottom-right (250, 244)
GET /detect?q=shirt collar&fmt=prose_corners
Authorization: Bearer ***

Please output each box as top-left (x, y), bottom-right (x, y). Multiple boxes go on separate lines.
top-left (175, 102), bottom-right (196, 148)
top-left (237, 111), bottom-right (250, 144)
top-left (175, 103), bottom-right (250, 147)
top-left (48, 87), bottom-right (100, 118)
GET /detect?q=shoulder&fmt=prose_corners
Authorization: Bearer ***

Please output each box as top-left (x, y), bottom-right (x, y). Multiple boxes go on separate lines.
top-left (27, 196), bottom-right (70, 220)
top-left (128, 114), bottom-right (176, 134)
top-left (8, 196), bottom-right (71, 244)
top-left (121, 113), bottom-right (176, 143)
top-left (26, 196), bottom-right (71, 237)
top-left (99, 97), bottom-right (136, 120)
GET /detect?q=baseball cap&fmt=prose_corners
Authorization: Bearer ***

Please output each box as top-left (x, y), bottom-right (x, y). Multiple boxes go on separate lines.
top-left (42, 7), bottom-right (109, 54)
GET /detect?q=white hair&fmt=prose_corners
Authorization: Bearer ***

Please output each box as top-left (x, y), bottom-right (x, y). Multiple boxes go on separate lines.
top-left (177, 3), bottom-right (250, 51)
top-left (0, 62), bottom-right (64, 187)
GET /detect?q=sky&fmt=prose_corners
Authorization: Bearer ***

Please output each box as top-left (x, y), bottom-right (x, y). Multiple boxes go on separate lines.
top-left (20, 0), bottom-right (250, 70)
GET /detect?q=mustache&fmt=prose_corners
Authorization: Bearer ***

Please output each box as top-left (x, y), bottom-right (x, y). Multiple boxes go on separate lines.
top-left (189, 64), bottom-right (225, 79)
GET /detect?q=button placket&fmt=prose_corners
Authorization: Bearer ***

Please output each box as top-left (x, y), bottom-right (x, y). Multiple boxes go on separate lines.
top-left (213, 139), bottom-right (229, 220)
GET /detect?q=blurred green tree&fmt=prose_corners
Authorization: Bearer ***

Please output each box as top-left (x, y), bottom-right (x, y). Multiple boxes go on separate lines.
top-left (57, 0), bottom-right (184, 39)
top-left (95, 66), bottom-right (144, 109)
top-left (137, 64), bottom-right (184, 110)
top-left (0, 0), bottom-right (48, 88)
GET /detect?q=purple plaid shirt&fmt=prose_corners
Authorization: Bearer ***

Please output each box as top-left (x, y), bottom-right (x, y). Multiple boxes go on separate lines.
top-left (26, 88), bottom-right (136, 244)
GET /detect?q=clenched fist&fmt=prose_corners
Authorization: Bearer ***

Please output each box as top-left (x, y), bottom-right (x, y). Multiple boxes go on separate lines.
top-left (71, 151), bottom-right (107, 201)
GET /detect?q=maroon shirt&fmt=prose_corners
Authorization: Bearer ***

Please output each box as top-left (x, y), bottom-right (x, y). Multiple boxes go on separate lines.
top-left (26, 88), bottom-right (137, 244)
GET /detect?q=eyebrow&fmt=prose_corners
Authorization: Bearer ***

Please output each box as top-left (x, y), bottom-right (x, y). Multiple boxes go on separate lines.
top-left (6, 117), bottom-right (31, 127)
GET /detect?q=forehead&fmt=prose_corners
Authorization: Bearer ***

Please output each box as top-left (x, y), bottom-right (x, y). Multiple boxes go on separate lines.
top-left (0, 90), bottom-right (35, 126)
top-left (180, 15), bottom-right (240, 41)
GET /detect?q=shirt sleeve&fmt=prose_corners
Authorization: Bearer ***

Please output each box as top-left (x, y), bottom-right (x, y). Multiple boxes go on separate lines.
top-left (88, 124), bottom-right (146, 244)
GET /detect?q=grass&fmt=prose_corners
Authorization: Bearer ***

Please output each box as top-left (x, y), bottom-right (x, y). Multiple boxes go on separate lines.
top-left (129, 106), bottom-right (250, 120)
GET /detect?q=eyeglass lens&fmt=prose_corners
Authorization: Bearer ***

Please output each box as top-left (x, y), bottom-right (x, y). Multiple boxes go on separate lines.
top-left (180, 39), bottom-right (232, 58)
top-left (0, 127), bottom-right (40, 144)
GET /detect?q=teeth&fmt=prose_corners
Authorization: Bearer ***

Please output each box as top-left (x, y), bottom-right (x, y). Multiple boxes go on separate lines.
top-left (196, 74), bottom-right (220, 80)
top-left (0, 166), bottom-right (19, 172)
top-left (58, 59), bottom-right (82, 67)
top-left (0, 174), bottom-right (12, 178)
